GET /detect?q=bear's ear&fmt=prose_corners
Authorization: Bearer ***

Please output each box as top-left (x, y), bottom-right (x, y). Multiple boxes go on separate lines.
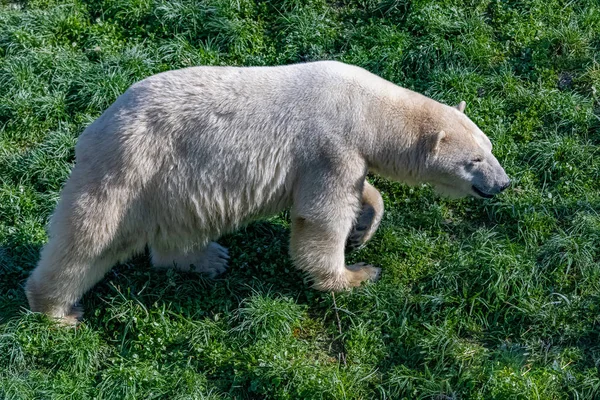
top-left (455, 101), bottom-right (466, 113)
top-left (432, 130), bottom-right (446, 154)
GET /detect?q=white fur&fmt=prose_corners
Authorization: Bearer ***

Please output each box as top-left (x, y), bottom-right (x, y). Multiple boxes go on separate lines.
top-left (26, 61), bottom-right (509, 323)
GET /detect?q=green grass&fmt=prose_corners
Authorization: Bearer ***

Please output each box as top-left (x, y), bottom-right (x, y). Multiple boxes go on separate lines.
top-left (1, 0), bottom-right (599, 398)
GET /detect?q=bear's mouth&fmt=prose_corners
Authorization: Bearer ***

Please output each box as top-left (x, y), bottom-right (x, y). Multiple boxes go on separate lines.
top-left (472, 185), bottom-right (494, 199)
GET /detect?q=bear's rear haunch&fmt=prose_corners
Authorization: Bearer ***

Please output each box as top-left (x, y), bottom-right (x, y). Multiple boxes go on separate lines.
top-left (25, 61), bottom-right (510, 325)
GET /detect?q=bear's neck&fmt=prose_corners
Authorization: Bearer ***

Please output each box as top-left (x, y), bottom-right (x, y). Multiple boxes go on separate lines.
top-left (355, 86), bottom-right (432, 185)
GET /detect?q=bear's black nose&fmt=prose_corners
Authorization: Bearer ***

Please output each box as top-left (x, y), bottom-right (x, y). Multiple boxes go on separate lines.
top-left (499, 180), bottom-right (511, 192)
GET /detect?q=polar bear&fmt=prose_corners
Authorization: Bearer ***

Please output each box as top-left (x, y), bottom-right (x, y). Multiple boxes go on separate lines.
top-left (25, 61), bottom-right (510, 324)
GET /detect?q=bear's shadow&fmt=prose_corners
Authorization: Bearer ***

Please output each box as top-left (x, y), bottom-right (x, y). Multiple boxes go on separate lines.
top-left (83, 219), bottom-right (316, 326)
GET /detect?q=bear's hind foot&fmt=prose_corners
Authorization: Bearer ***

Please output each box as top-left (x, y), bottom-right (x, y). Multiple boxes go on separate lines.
top-left (151, 242), bottom-right (230, 278)
top-left (55, 303), bottom-right (83, 327)
top-left (190, 242), bottom-right (230, 278)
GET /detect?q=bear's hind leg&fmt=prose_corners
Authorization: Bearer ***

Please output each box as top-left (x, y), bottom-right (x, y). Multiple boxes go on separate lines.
top-left (26, 171), bottom-right (143, 325)
top-left (26, 246), bottom-right (123, 325)
top-left (346, 180), bottom-right (384, 252)
top-left (151, 242), bottom-right (229, 278)
top-left (25, 201), bottom-right (135, 326)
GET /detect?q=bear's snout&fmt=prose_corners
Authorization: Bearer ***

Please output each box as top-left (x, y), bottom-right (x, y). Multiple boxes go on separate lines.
top-left (499, 180), bottom-right (511, 192)
top-left (472, 176), bottom-right (510, 198)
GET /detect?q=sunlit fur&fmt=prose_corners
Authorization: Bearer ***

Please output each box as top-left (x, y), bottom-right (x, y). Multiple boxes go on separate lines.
top-left (26, 61), bottom-right (509, 323)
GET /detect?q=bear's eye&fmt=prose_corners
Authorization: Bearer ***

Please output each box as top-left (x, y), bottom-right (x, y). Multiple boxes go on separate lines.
top-left (472, 157), bottom-right (483, 163)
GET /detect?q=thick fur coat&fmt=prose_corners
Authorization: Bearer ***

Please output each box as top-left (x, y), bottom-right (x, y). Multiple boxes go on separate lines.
top-left (26, 61), bottom-right (510, 324)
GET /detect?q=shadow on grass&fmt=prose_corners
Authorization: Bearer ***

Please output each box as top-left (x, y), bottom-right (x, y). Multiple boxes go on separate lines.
top-left (0, 218), bottom-right (310, 323)
top-left (79, 220), bottom-right (316, 327)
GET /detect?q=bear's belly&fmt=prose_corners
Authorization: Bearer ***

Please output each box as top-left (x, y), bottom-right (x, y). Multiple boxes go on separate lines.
top-left (146, 172), bottom-right (295, 246)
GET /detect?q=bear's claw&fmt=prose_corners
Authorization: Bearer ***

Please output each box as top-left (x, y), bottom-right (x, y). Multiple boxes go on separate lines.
top-left (191, 242), bottom-right (230, 278)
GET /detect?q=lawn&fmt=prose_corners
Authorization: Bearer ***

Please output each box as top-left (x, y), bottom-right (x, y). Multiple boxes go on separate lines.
top-left (1, 0), bottom-right (599, 398)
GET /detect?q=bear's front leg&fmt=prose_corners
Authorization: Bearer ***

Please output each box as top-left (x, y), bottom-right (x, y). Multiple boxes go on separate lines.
top-left (290, 216), bottom-right (381, 291)
top-left (346, 180), bottom-right (384, 251)
top-left (290, 172), bottom-right (381, 291)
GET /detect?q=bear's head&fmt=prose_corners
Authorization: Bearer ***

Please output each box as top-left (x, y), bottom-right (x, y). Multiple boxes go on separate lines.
top-left (422, 101), bottom-right (510, 199)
